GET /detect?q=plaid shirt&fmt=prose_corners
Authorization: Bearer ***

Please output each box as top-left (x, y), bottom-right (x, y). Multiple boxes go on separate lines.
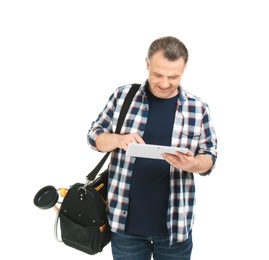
top-left (87, 81), bottom-right (217, 244)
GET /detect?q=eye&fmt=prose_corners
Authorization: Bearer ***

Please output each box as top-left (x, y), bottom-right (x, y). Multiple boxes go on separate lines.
top-left (168, 75), bottom-right (179, 80)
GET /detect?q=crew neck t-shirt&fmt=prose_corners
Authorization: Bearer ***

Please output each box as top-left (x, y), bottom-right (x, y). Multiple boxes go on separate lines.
top-left (125, 89), bottom-right (178, 236)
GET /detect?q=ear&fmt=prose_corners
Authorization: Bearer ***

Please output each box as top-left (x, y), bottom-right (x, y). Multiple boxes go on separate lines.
top-left (145, 57), bottom-right (150, 70)
top-left (183, 63), bottom-right (188, 72)
top-left (180, 63), bottom-right (187, 76)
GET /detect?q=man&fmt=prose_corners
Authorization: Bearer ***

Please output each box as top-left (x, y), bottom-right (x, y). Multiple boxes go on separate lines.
top-left (88, 36), bottom-right (217, 260)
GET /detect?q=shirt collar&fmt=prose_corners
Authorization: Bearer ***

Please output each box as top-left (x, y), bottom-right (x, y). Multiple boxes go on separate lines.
top-left (179, 86), bottom-right (186, 104)
top-left (142, 79), bottom-right (186, 104)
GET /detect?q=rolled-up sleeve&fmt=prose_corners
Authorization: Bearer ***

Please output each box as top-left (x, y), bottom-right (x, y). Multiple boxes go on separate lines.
top-left (197, 104), bottom-right (217, 175)
top-left (87, 94), bottom-right (116, 151)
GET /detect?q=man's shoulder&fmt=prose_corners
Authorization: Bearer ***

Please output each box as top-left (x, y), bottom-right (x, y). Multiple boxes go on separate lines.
top-left (182, 89), bottom-right (209, 105)
top-left (182, 89), bottom-right (202, 101)
top-left (111, 84), bottom-right (133, 100)
top-left (115, 83), bottom-right (139, 95)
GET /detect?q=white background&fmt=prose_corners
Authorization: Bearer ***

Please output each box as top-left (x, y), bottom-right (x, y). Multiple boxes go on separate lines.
top-left (1, 1), bottom-right (268, 259)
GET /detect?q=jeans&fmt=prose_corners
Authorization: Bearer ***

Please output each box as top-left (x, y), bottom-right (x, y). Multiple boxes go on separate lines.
top-left (111, 231), bottom-right (193, 260)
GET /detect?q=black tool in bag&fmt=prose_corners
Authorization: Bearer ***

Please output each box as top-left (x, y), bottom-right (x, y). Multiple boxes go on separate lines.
top-left (54, 83), bottom-right (140, 255)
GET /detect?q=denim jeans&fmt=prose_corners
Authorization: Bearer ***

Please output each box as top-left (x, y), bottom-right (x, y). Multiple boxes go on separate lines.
top-left (111, 231), bottom-right (193, 260)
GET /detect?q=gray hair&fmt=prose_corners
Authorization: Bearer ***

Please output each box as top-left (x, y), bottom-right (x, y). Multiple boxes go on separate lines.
top-left (147, 36), bottom-right (189, 64)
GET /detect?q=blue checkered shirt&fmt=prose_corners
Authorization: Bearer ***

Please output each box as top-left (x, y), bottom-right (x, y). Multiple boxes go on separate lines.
top-left (87, 81), bottom-right (217, 244)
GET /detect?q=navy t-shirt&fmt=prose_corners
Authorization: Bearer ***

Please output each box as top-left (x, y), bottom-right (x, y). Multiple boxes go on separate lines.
top-left (125, 88), bottom-right (178, 236)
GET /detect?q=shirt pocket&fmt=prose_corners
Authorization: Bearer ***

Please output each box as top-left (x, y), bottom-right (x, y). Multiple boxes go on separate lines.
top-left (180, 130), bottom-right (201, 152)
top-left (112, 118), bottom-right (134, 134)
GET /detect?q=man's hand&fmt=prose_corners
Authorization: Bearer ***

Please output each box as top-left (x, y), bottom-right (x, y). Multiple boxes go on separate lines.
top-left (162, 151), bottom-right (212, 174)
top-left (117, 133), bottom-right (145, 151)
top-left (96, 133), bottom-right (144, 152)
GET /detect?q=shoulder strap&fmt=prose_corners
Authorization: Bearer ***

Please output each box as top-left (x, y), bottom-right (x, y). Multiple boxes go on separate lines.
top-left (86, 83), bottom-right (140, 180)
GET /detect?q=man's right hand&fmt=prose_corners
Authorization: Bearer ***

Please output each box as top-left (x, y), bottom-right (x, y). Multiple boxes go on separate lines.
top-left (117, 133), bottom-right (145, 151)
top-left (96, 133), bottom-right (145, 152)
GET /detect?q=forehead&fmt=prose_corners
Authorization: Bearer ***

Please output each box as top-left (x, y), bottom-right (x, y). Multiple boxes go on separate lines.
top-left (149, 51), bottom-right (186, 75)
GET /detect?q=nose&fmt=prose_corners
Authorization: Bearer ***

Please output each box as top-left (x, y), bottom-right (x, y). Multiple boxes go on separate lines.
top-left (160, 78), bottom-right (170, 88)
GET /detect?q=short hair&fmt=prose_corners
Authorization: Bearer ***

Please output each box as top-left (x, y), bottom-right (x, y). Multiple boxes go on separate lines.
top-left (147, 36), bottom-right (189, 64)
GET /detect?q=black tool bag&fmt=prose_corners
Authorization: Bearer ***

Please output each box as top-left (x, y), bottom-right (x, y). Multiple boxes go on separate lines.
top-left (54, 84), bottom-right (140, 255)
top-left (58, 169), bottom-right (110, 255)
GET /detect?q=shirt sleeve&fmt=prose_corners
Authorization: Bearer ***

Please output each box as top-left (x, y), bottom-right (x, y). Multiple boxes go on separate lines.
top-left (197, 104), bottom-right (218, 176)
top-left (87, 92), bottom-right (116, 151)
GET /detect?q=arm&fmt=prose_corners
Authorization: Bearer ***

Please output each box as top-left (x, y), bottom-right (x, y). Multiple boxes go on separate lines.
top-left (163, 102), bottom-right (217, 174)
top-left (162, 151), bottom-right (213, 174)
top-left (96, 132), bottom-right (145, 152)
top-left (88, 85), bottom-right (145, 153)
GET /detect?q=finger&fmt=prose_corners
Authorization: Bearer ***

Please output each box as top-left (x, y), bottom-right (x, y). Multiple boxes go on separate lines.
top-left (164, 157), bottom-right (178, 167)
top-left (134, 135), bottom-right (145, 144)
top-left (123, 143), bottom-right (128, 151)
top-left (185, 150), bottom-right (193, 157)
top-left (162, 153), bottom-right (177, 162)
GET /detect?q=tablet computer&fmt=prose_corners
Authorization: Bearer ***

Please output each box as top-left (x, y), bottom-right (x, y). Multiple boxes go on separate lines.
top-left (126, 143), bottom-right (189, 160)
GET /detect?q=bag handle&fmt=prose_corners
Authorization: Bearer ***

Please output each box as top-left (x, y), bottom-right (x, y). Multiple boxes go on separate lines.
top-left (86, 83), bottom-right (140, 181)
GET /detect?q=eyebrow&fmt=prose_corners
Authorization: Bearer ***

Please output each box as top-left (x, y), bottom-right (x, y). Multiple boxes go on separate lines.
top-left (154, 72), bottom-right (181, 78)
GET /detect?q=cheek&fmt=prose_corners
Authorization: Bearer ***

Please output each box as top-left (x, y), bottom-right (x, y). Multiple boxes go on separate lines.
top-left (172, 78), bottom-right (181, 86)
top-left (148, 75), bottom-right (160, 85)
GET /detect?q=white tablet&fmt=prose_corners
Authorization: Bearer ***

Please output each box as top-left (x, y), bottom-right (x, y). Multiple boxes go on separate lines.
top-left (126, 143), bottom-right (189, 160)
